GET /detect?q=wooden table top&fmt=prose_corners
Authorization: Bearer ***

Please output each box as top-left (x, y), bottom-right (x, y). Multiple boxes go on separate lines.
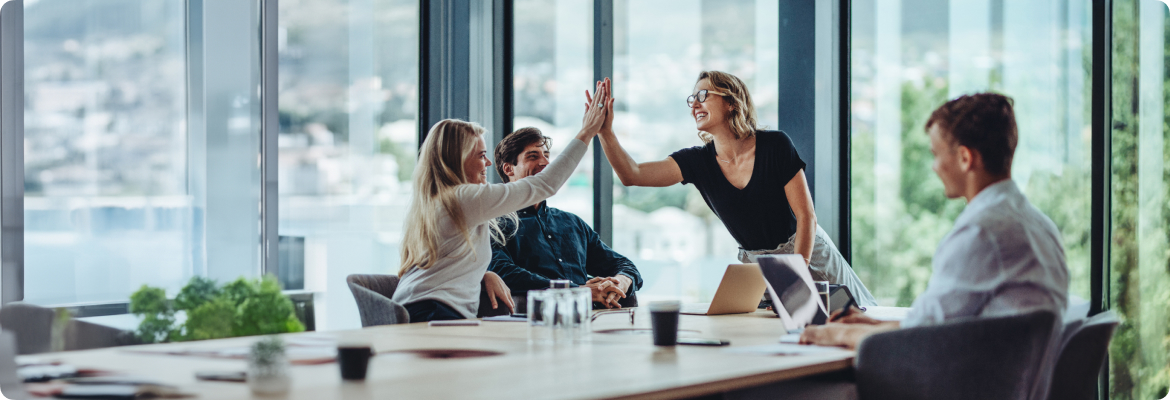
top-left (30, 309), bottom-right (856, 400)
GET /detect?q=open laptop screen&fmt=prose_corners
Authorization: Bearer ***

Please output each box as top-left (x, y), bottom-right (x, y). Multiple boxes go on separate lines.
top-left (757, 254), bottom-right (826, 332)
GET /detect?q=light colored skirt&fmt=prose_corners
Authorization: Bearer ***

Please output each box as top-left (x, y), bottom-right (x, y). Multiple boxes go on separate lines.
top-left (737, 225), bottom-right (877, 306)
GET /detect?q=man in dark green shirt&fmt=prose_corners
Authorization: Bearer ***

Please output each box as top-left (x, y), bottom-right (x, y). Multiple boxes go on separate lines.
top-left (490, 127), bottom-right (642, 309)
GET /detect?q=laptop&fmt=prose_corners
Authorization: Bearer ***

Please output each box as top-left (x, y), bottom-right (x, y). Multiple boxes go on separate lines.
top-left (680, 264), bottom-right (768, 315)
top-left (757, 254), bottom-right (828, 333)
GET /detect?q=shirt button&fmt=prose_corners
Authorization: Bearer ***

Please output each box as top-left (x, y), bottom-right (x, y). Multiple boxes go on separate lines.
top-left (547, 235), bottom-right (552, 239)
top-left (558, 258), bottom-right (563, 262)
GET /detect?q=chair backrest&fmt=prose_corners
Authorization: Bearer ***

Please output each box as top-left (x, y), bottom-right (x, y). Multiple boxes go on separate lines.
top-left (1046, 310), bottom-right (1119, 400)
top-left (64, 319), bottom-right (140, 352)
top-left (855, 310), bottom-right (1057, 400)
top-left (0, 303), bottom-right (53, 355)
top-left (0, 302), bottom-right (139, 355)
top-left (346, 274), bottom-right (409, 327)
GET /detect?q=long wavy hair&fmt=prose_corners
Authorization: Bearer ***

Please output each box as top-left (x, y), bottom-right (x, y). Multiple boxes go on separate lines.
top-left (399, 119), bottom-right (514, 276)
top-left (696, 71), bottom-right (759, 143)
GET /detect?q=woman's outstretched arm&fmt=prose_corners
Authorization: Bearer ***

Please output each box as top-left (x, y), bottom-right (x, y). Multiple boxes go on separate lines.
top-left (591, 79), bottom-right (684, 188)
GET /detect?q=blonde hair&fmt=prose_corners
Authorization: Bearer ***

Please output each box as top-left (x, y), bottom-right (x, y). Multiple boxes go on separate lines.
top-left (399, 119), bottom-right (514, 276)
top-left (695, 71), bottom-right (758, 143)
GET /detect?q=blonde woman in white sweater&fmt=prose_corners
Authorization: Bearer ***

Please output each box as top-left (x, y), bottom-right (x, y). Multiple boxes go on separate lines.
top-left (393, 82), bottom-right (612, 322)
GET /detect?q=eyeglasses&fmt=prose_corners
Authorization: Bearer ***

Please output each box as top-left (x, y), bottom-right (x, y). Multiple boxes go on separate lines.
top-left (686, 89), bottom-right (729, 107)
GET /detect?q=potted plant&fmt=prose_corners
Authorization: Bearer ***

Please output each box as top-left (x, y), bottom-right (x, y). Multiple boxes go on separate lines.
top-left (247, 336), bottom-right (291, 395)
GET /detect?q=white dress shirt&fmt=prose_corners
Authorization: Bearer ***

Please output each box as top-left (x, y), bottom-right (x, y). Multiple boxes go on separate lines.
top-left (902, 179), bottom-right (1069, 328)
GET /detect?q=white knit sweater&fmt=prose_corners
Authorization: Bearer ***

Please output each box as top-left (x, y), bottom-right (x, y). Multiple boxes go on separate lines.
top-left (392, 139), bottom-right (588, 319)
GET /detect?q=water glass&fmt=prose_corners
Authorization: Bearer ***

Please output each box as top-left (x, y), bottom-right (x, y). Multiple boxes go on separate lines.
top-left (527, 289), bottom-right (550, 327)
top-left (570, 287), bottom-right (592, 336)
top-left (814, 281), bottom-right (830, 313)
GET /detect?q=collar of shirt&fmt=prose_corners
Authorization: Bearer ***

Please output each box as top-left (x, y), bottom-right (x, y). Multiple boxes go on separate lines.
top-left (955, 179), bottom-right (1019, 227)
top-left (518, 200), bottom-right (549, 217)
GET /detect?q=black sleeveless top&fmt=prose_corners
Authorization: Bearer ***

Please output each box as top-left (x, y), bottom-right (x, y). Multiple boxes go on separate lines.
top-left (669, 130), bottom-right (806, 251)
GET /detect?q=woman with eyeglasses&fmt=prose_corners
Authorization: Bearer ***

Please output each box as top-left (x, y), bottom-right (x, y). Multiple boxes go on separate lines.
top-left (592, 72), bottom-right (876, 306)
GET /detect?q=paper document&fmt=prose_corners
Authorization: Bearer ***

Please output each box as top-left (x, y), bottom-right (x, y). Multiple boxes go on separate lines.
top-left (779, 333), bottom-right (801, 343)
top-left (724, 343), bottom-right (846, 356)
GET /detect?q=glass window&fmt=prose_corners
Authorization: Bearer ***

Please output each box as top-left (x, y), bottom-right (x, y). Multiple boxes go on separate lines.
top-left (1109, 1), bottom-right (1170, 398)
top-left (277, 0), bottom-right (418, 331)
top-left (849, 0), bottom-right (1092, 306)
top-left (512, 0), bottom-right (594, 221)
top-left (24, 1), bottom-right (263, 305)
top-left (611, 0), bottom-right (779, 303)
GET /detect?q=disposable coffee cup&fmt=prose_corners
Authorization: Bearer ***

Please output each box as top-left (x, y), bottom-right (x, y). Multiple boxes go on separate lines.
top-left (648, 301), bottom-right (681, 346)
top-left (337, 341), bottom-right (373, 380)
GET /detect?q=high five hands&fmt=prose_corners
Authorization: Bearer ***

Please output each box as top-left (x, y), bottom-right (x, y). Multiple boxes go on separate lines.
top-left (578, 78), bottom-right (615, 143)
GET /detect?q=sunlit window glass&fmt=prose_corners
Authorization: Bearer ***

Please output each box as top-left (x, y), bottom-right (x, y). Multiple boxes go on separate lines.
top-left (512, 0), bottom-right (595, 223)
top-left (1109, 1), bottom-right (1170, 398)
top-left (278, 0), bottom-right (419, 331)
top-left (612, 0), bottom-right (779, 303)
top-left (850, 0), bottom-right (1092, 306)
top-left (23, 1), bottom-right (263, 305)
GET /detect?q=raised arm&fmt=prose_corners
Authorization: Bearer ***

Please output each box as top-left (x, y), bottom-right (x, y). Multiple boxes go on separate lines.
top-left (589, 78), bottom-right (683, 188)
top-left (457, 80), bottom-right (611, 225)
top-left (597, 133), bottom-right (684, 187)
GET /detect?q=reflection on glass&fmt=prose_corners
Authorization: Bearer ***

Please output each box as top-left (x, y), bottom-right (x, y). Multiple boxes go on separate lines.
top-left (513, 0), bottom-right (594, 221)
top-left (24, 1), bottom-right (263, 305)
top-left (1109, 1), bottom-right (1170, 398)
top-left (850, 0), bottom-right (1092, 306)
top-left (611, 0), bottom-right (779, 303)
top-left (278, 0), bottom-right (418, 330)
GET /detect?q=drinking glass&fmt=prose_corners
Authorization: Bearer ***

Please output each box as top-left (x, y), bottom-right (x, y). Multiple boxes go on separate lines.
top-left (814, 281), bottom-right (830, 314)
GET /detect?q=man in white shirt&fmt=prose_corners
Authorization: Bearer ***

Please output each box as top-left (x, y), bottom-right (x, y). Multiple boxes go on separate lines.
top-left (800, 93), bottom-right (1069, 348)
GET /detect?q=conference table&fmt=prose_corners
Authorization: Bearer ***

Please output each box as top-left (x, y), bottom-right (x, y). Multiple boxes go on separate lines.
top-left (26, 307), bottom-right (911, 399)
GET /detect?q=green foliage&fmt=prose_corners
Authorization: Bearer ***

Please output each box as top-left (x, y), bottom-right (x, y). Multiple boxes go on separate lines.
top-left (129, 285), bottom-right (170, 316)
top-left (233, 277), bottom-right (305, 337)
top-left (184, 297), bottom-right (235, 341)
top-left (1107, 2), bottom-right (1170, 399)
top-left (128, 275), bottom-right (305, 344)
top-left (173, 276), bottom-right (220, 312)
top-left (129, 285), bottom-right (175, 343)
top-left (250, 336), bottom-right (286, 367)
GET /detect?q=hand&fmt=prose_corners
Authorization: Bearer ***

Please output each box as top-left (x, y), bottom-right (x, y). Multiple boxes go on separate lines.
top-left (577, 79), bottom-right (611, 143)
top-left (587, 275), bottom-right (631, 308)
top-left (584, 277), bottom-right (625, 309)
top-left (800, 321), bottom-right (898, 349)
top-left (830, 306), bottom-right (880, 324)
top-left (586, 78), bottom-right (616, 135)
top-left (482, 271), bottom-right (515, 313)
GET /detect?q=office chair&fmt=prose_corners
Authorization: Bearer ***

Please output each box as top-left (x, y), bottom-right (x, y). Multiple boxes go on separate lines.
top-left (0, 302), bottom-right (138, 355)
top-left (854, 310), bottom-right (1057, 400)
top-left (346, 274), bottom-right (410, 327)
top-left (1046, 310), bottom-right (1119, 400)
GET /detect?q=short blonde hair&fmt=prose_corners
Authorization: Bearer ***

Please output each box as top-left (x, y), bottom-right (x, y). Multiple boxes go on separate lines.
top-left (696, 71), bottom-right (758, 143)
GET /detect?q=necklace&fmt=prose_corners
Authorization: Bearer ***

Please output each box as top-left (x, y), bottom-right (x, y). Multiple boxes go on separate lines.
top-left (718, 157), bottom-right (731, 164)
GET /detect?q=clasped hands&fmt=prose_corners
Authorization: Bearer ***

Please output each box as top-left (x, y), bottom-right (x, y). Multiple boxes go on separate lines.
top-left (585, 275), bottom-right (631, 309)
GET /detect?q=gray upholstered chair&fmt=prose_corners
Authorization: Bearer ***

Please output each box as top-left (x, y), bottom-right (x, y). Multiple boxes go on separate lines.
top-left (346, 274), bottom-right (410, 327)
top-left (0, 302), bottom-right (138, 355)
top-left (854, 310), bottom-right (1057, 400)
top-left (1046, 310), bottom-right (1119, 400)
top-left (0, 303), bottom-right (53, 355)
